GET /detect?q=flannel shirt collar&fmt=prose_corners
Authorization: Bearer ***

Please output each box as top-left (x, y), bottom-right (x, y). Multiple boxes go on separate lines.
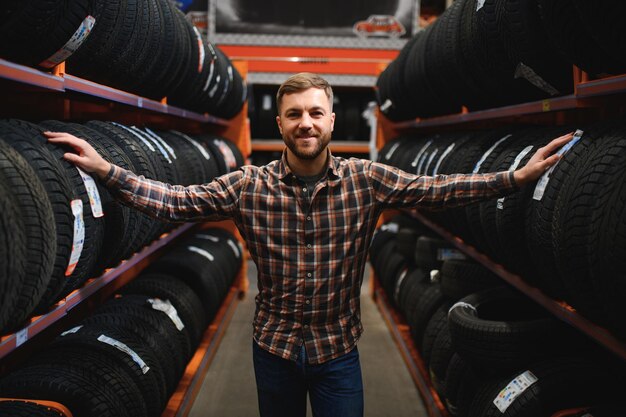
top-left (277, 147), bottom-right (341, 181)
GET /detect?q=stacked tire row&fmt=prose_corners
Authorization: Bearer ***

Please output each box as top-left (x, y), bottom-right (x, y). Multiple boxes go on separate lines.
top-left (376, 0), bottom-right (626, 121)
top-left (370, 216), bottom-right (626, 417)
top-left (0, 227), bottom-right (243, 417)
top-left (0, 119), bottom-right (244, 335)
top-left (0, 0), bottom-right (246, 118)
top-left (378, 122), bottom-right (626, 339)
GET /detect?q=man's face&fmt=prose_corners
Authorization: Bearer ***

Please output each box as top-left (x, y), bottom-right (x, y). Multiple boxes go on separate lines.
top-left (276, 88), bottom-right (335, 161)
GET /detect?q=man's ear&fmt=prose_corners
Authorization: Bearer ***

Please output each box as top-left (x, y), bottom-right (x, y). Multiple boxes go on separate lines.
top-left (330, 112), bottom-right (335, 132)
top-left (276, 116), bottom-right (282, 135)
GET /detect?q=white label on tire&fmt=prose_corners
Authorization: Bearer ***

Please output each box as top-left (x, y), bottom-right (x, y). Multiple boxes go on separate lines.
top-left (111, 122), bottom-right (155, 152)
top-left (178, 133), bottom-right (212, 160)
top-left (476, 0), bottom-right (486, 11)
top-left (227, 239), bottom-right (242, 258)
top-left (380, 222), bottom-right (399, 233)
top-left (533, 129), bottom-right (583, 201)
top-left (195, 234), bottom-right (221, 242)
top-left (497, 145), bottom-right (534, 209)
top-left (515, 62), bottom-right (560, 96)
top-left (188, 246), bottom-right (214, 261)
top-left (473, 134), bottom-right (513, 173)
top-left (66, 199), bottom-right (85, 276)
top-left (132, 127), bottom-right (172, 164)
top-left (144, 128), bottom-right (177, 160)
top-left (437, 248), bottom-right (466, 261)
top-left (385, 142), bottom-right (401, 160)
top-left (61, 325), bottom-right (83, 336)
top-left (39, 15), bottom-right (96, 68)
top-left (98, 335), bottom-right (150, 374)
top-left (77, 167), bottom-right (103, 217)
top-left (16, 329), bottom-right (28, 347)
top-left (193, 26), bottom-right (205, 73)
top-left (411, 140), bottom-right (433, 170)
top-left (433, 143), bottom-right (456, 176)
top-left (148, 298), bottom-right (185, 331)
top-left (214, 139), bottom-right (237, 171)
top-left (394, 268), bottom-right (409, 303)
top-left (493, 370), bottom-right (538, 413)
top-left (424, 149), bottom-right (440, 175)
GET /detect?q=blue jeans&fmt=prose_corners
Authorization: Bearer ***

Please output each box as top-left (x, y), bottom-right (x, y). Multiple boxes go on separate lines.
top-left (252, 341), bottom-right (364, 417)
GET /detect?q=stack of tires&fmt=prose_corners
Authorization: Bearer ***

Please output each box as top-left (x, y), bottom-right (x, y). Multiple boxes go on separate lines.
top-left (378, 122), bottom-right (626, 339)
top-left (376, 0), bottom-right (626, 120)
top-left (370, 216), bottom-right (626, 416)
top-left (0, 119), bottom-right (244, 335)
top-left (0, 228), bottom-right (243, 417)
top-left (0, 0), bottom-right (246, 118)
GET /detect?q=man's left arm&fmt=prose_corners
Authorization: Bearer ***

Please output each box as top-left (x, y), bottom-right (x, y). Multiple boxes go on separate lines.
top-left (367, 132), bottom-right (574, 210)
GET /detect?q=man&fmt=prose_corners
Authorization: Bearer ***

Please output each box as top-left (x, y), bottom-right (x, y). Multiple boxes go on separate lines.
top-left (46, 72), bottom-right (572, 417)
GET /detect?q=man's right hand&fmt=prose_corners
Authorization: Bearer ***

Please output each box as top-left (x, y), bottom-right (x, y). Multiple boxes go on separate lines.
top-left (44, 131), bottom-right (112, 179)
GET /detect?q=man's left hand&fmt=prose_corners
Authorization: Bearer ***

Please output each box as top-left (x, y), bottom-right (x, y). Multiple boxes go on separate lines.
top-left (513, 132), bottom-right (575, 186)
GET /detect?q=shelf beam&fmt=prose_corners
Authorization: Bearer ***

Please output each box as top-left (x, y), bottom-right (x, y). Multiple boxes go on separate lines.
top-left (406, 210), bottom-right (626, 362)
top-left (0, 59), bottom-right (229, 126)
top-left (0, 223), bottom-right (197, 361)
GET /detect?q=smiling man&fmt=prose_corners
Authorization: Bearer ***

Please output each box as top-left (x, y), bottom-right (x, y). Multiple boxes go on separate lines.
top-left (45, 72), bottom-right (573, 417)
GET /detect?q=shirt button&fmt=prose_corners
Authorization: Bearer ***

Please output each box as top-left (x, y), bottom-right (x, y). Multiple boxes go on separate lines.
top-left (306, 244), bottom-right (312, 248)
top-left (305, 299), bottom-right (311, 304)
top-left (307, 273), bottom-right (312, 277)
top-left (303, 188), bottom-right (307, 193)
top-left (304, 324), bottom-right (309, 329)
top-left (306, 216), bottom-right (311, 221)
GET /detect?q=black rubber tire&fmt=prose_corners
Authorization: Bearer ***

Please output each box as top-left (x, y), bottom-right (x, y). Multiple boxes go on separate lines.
top-left (443, 353), bottom-right (480, 417)
top-left (421, 302), bottom-right (451, 367)
top-left (93, 294), bottom-right (190, 386)
top-left (537, 0), bottom-right (626, 76)
top-left (409, 283), bottom-right (446, 350)
top-left (0, 0), bottom-right (92, 68)
top-left (29, 345), bottom-right (148, 417)
top-left (0, 400), bottom-right (65, 416)
top-left (448, 286), bottom-right (578, 374)
top-left (0, 139), bottom-right (55, 333)
top-left (50, 322), bottom-right (164, 417)
top-left (439, 259), bottom-right (500, 301)
top-left (468, 356), bottom-right (625, 417)
top-left (0, 362), bottom-right (130, 417)
top-left (120, 273), bottom-right (207, 349)
top-left (414, 236), bottom-right (465, 271)
top-left (572, 0), bottom-right (626, 70)
top-left (428, 323), bottom-right (454, 398)
top-left (80, 312), bottom-right (173, 399)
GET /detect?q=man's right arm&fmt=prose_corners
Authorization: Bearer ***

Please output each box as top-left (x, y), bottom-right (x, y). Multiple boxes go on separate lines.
top-left (45, 131), bottom-right (245, 222)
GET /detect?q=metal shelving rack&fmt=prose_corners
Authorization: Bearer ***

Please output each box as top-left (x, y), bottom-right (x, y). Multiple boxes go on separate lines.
top-left (372, 68), bottom-right (626, 417)
top-left (0, 57), bottom-right (252, 415)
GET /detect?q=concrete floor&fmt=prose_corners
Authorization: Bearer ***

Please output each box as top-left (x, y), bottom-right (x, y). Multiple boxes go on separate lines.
top-left (189, 261), bottom-right (428, 417)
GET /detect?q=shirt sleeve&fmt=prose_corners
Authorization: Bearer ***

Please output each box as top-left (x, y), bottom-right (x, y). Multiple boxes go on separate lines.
top-left (102, 164), bottom-right (248, 222)
top-left (366, 161), bottom-right (519, 211)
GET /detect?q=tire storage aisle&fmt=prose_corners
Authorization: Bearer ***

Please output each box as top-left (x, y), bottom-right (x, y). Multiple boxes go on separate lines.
top-left (189, 260), bottom-right (429, 417)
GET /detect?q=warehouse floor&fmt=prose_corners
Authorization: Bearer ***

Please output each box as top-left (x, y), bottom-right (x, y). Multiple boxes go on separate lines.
top-left (189, 260), bottom-right (428, 417)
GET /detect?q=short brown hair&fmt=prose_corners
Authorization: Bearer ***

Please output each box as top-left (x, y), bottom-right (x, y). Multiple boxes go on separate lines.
top-left (276, 72), bottom-right (334, 113)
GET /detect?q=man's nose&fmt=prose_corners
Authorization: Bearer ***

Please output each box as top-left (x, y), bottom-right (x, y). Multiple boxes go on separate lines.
top-left (298, 113), bottom-right (313, 129)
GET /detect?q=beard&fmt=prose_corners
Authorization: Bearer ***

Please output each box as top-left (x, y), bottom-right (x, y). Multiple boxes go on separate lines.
top-left (284, 130), bottom-right (331, 160)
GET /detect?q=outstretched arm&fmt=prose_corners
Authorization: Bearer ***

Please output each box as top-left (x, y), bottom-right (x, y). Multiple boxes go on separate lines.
top-left (44, 131), bottom-right (112, 178)
top-left (513, 132), bottom-right (574, 186)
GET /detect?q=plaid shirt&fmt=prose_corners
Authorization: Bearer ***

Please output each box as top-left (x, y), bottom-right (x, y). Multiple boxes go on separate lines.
top-left (104, 150), bottom-right (517, 364)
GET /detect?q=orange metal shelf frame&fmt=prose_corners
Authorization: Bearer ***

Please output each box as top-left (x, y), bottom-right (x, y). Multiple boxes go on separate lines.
top-left (219, 45), bottom-right (397, 77)
top-left (385, 69), bottom-right (626, 131)
top-left (373, 284), bottom-right (449, 417)
top-left (0, 223), bottom-right (197, 361)
top-left (0, 58), bottom-right (229, 125)
top-left (401, 210), bottom-right (626, 363)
